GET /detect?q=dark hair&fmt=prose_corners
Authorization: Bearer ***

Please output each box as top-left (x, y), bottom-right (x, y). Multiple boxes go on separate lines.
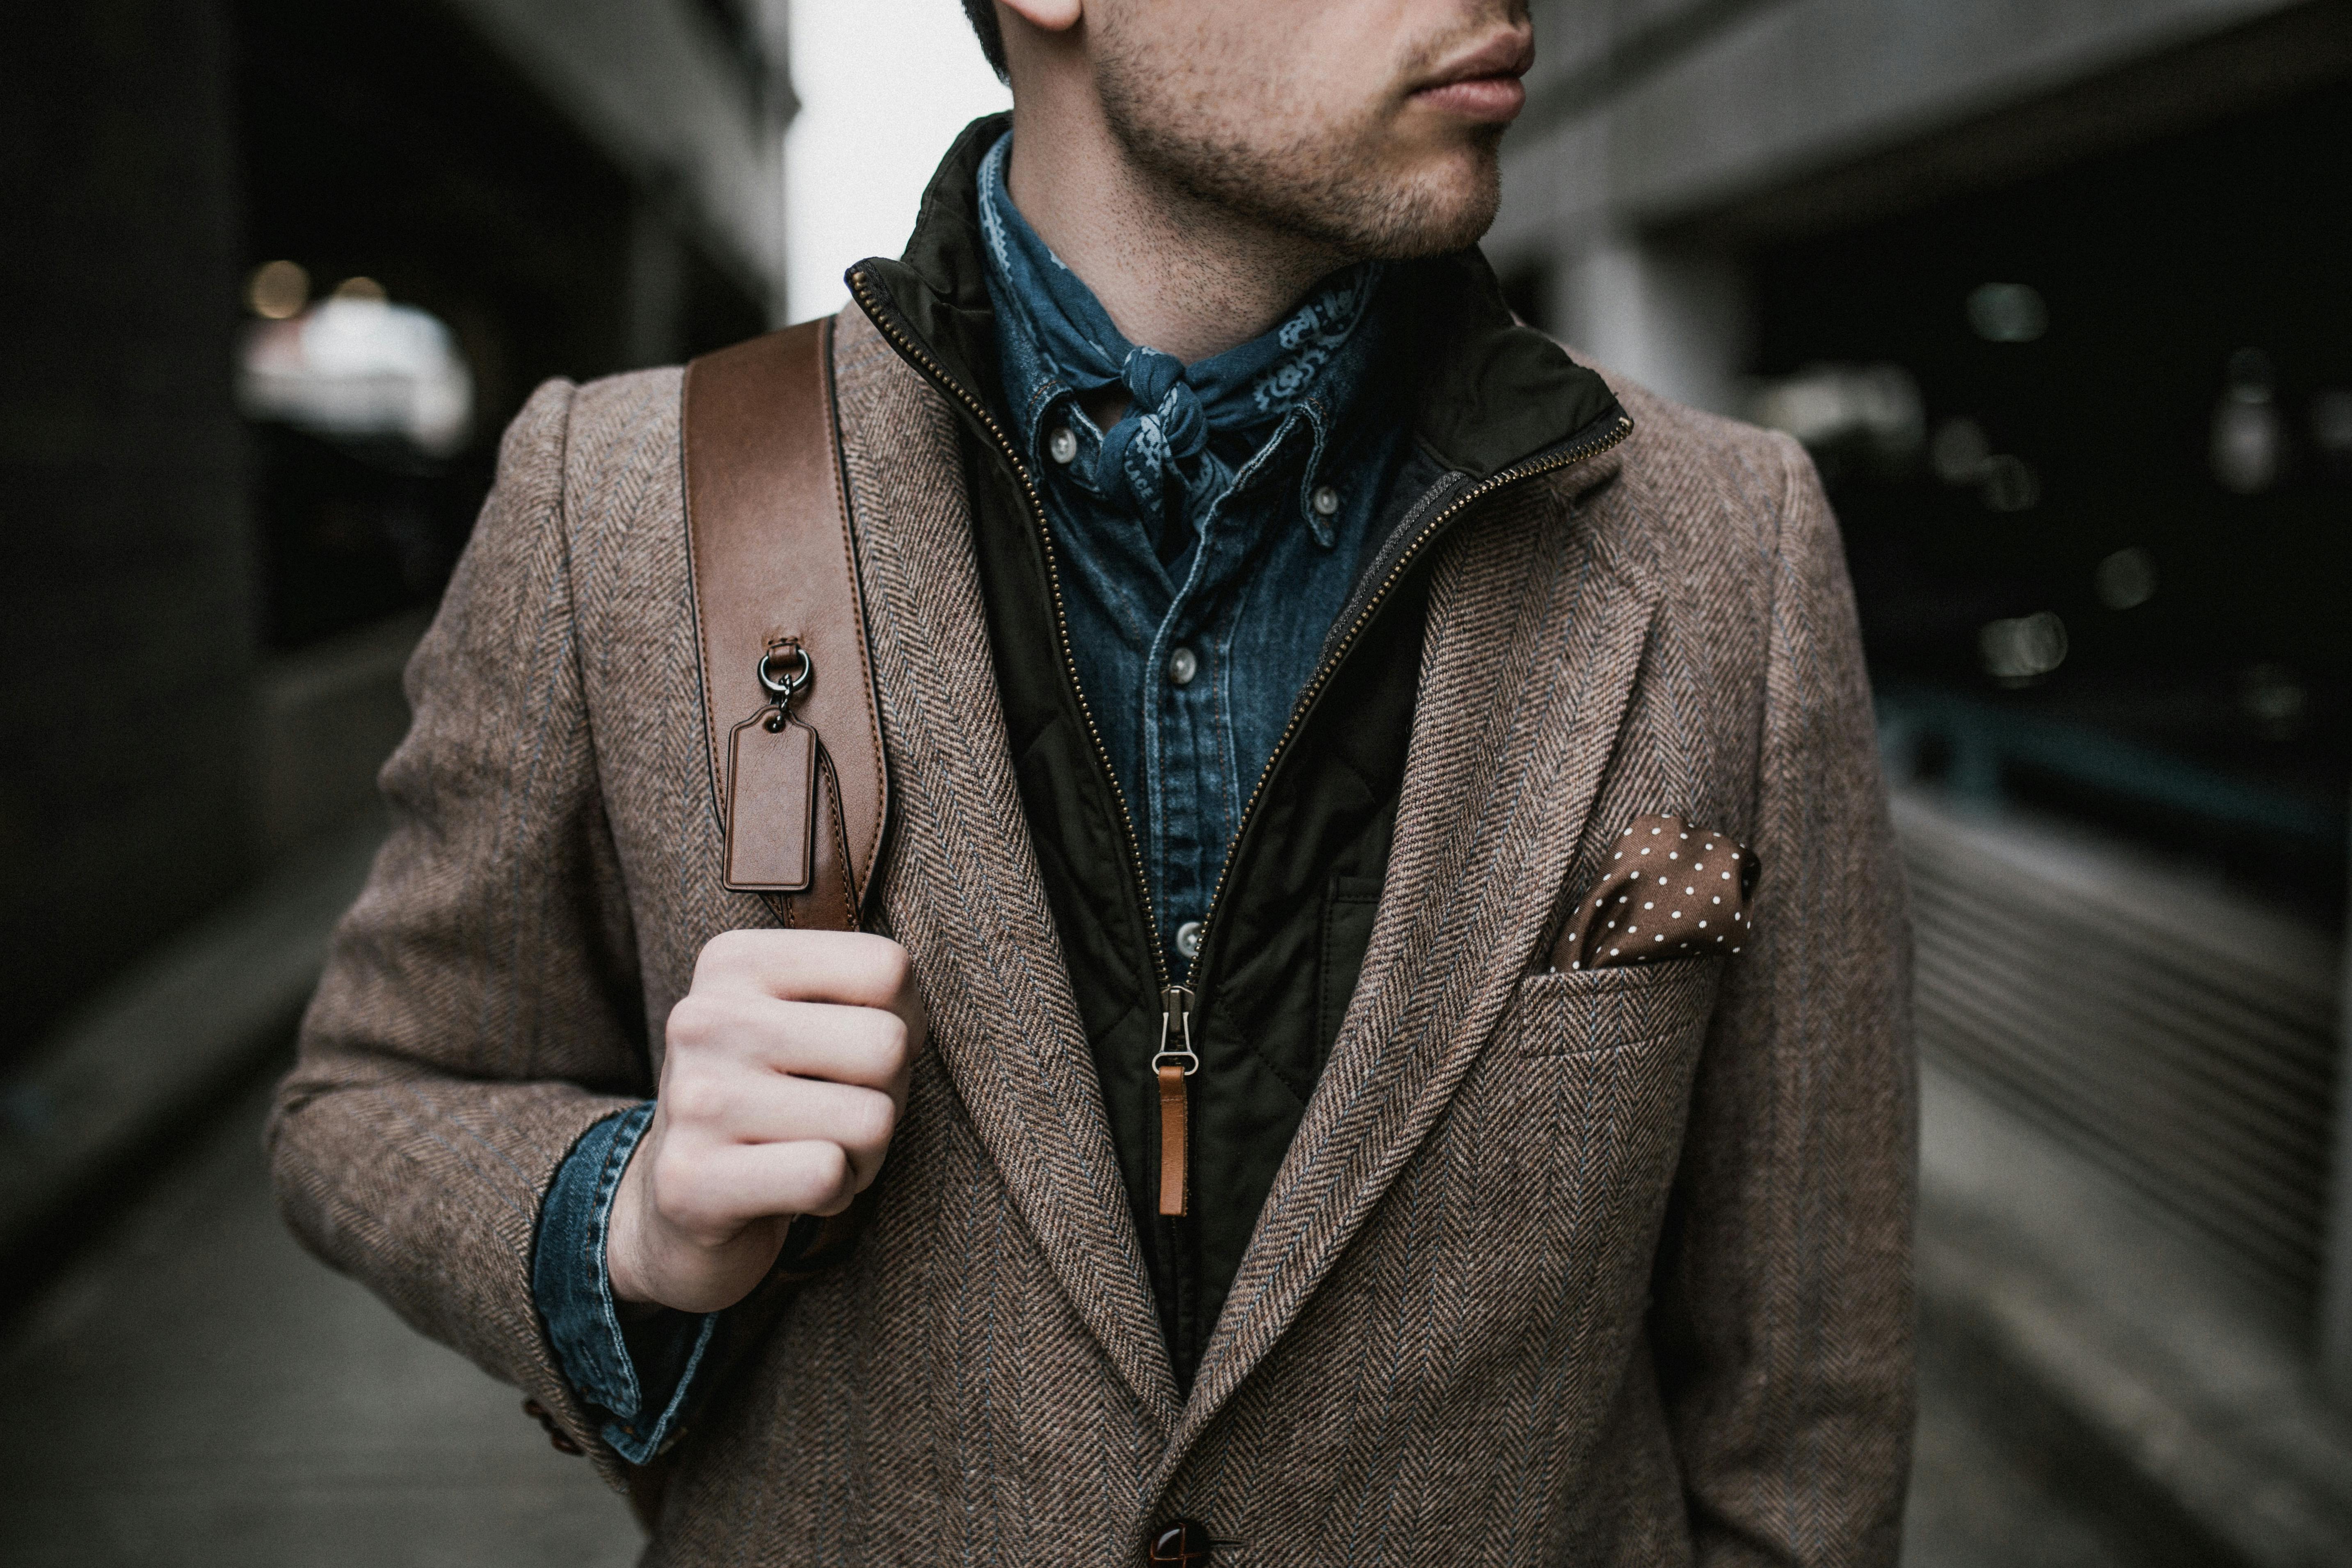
top-left (960, 0), bottom-right (1009, 80)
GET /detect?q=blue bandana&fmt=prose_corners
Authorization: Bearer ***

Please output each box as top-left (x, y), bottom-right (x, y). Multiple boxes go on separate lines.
top-left (976, 133), bottom-right (1381, 531)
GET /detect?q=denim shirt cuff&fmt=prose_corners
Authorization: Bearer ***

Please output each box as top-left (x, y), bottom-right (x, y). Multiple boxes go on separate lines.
top-left (532, 1102), bottom-right (720, 1465)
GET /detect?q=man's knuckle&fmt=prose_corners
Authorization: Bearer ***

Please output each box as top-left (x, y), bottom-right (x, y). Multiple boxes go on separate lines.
top-left (687, 931), bottom-right (734, 983)
top-left (665, 1067), bottom-right (729, 1125)
top-left (666, 993), bottom-right (725, 1051)
top-left (850, 1089), bottom-right (897, 1148)
top-left (864, 1011), bottom-right (911, 1077)
top-left (830, 933), bottom-right (897, 995)
top-left (697, 928), bottom-right (753, 970)
top-left (799, 1141), bottom-right (852, 1202)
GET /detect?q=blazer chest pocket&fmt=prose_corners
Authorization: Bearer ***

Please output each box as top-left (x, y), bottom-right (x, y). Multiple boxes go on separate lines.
top-left (1505, 957), bottom-right (1725, 1059)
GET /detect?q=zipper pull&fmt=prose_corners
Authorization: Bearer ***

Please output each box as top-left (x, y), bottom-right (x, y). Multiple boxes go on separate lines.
top-left (1154, 985), bottom-right (1198, 1218)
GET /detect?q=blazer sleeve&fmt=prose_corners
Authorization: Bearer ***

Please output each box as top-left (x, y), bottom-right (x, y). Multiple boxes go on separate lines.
top-left (268, 376), bottom-right (652, 1472)
top-left (1651, 433), bottom-right (1917, 1566)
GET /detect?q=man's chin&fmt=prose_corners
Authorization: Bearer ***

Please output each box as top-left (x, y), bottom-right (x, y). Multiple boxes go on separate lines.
top-left (1107, 92), bottom-right (1502, 261)
top-left (1338, 154), bottom-right (1503, 261)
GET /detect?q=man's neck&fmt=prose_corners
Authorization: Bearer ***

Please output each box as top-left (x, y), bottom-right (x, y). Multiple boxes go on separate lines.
top-left (1004, 105), bottom-right (1351, 366)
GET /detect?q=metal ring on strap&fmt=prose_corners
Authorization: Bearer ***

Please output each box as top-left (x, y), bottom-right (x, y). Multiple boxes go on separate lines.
top-left (758, 642), bottom-right (814, 706)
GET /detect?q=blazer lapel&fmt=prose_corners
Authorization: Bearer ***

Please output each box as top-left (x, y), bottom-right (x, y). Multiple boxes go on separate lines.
top-left (1162, 457), bottom-right (1659, 1464)
top-left (830, 310), bottom-right (1183, 1433)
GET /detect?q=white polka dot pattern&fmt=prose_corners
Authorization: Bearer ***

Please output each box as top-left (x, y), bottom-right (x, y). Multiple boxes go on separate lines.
top-left (1550, 812), bottom-right (1761, 971)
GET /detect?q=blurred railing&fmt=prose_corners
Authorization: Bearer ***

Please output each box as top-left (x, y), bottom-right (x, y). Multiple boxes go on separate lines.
top-left (1880, 685), bottom-right (2346, 854)
top-left (1895, 785), bottom-right (2342, 1308)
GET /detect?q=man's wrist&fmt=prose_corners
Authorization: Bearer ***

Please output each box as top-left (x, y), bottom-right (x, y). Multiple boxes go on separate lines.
top-left (604, 1144), bottom-right (654, 1306)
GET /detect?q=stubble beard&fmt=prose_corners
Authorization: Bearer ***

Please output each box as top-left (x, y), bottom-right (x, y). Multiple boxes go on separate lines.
top-left (1095, 50), bottom-right (1505, 265)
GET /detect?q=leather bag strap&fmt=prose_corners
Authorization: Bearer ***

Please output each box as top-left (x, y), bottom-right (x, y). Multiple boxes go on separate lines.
top-left (613, 320), bottom-right (888, 1524)
top-left (683, 316), bottom-right (889, 929)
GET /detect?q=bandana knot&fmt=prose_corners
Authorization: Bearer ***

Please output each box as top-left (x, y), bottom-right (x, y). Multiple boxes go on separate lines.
top-left (1097, 347), bottom-right (1210, 512)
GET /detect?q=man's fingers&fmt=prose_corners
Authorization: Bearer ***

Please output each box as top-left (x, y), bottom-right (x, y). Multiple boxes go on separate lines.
top-left (667, 1071), bottom-right (897, 1181)
top-left (752, 1000), bottom-right (913, 1091)
top-left (695, 929), bottom-right (921, 1019)
top-left (655, 1138), bottom-right (861, 1233)
top-left (668, 995), bottom-right (913, 1092)
top-left (661, 932), bottom-right (926, 1220)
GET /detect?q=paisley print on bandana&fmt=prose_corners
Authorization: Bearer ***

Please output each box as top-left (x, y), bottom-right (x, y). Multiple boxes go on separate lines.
top-left (1254, 278), bottom-right (1373, 415)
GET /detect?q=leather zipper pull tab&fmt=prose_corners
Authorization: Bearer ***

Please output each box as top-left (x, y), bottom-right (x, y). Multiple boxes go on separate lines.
top-left (1154, 985), bottom-right (1197, 1218)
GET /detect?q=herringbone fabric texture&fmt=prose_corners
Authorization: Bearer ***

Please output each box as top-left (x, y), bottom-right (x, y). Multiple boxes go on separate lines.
top-left (270, 302), bottom-right (1913, 1566)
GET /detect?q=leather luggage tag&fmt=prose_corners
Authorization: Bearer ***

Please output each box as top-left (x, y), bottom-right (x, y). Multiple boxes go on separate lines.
top-left (723, 712), bottom-right (817, 893)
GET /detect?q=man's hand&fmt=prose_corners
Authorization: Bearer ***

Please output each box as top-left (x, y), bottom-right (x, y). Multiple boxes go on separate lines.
top-left (607, 930), bottom-right (926, 1315)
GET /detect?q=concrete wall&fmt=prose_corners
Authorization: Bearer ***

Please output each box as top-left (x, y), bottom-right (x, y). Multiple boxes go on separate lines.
top-left (0, 0), bottom-right (258, 1060)
top-left (446, 0), bottom-right (793, 318)
top-left (251, 614), bottom-right (428, 862)
top-left (1494, 0), bottom-right (2328, 410)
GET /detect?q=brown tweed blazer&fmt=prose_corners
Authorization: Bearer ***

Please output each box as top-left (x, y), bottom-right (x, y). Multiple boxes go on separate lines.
top-left (272, 304), bottom-right (1913, 1566)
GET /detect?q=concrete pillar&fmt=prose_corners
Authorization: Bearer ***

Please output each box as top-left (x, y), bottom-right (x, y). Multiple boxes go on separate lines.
top-left (1555, 235), bottom-right (1752, 418)
top-left (622, 197), bottom-right (688, 369)
top-left (0, 0), bottom-right (259, 1065)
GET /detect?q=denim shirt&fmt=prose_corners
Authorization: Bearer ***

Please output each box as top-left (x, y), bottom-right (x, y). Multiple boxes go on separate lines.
top-left (530, 134), bottom-right (1413, 1449)
top-left (531, 1102), bottom-right (715, 1463)
top-left (974, 130), bottom-right (1410, 966)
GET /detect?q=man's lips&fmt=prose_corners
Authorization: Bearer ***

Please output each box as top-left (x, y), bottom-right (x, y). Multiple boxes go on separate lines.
top-left (1409, 32), bottom-right (1534, 125)
top-left (1411, 74), bottom-right (1527, 123)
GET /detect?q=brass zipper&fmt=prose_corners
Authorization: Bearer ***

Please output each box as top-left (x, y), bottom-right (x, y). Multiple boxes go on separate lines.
top-left (849, 266), bottom-right (1172, 989)
top-left (1182, 412), bottom-right (1632, 981)
top-left (848, 261), bottom-right (1631, 1010)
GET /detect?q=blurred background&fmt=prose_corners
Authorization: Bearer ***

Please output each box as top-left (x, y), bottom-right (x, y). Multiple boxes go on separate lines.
top-left (1, 0), bottom-right (2347, 1562)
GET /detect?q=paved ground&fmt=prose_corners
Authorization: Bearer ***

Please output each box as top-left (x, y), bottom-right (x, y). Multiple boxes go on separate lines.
top-left (1904, 1336), bottom-right (2140, 1568)
top-left (0, 1071), bottom-right (2141, 1567)
top-left (0, 1075), bottom-right (637, 1568)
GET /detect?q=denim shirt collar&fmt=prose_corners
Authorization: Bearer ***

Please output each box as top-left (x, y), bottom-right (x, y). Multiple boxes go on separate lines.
top-left (975, 131), bottom-right (1388, 550)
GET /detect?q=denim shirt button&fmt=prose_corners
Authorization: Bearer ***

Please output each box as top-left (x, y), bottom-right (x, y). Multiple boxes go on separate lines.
top-left (1048, 425), bottom-right (1079, 465)
top-left (1175, 921), bottom-right (1205, 961)
top-left (1311, 484), bottom-right (1341, 517)
top-left (1166, 646), bottom-right (1199, 686)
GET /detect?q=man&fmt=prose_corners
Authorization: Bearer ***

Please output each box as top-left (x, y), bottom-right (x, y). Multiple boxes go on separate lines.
top-left (272, 0), bottom-right (1914, 1561)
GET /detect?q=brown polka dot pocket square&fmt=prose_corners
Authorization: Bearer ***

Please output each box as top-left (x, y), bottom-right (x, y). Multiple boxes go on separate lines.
top-left (1551, 813), bottom-right (1761, 971)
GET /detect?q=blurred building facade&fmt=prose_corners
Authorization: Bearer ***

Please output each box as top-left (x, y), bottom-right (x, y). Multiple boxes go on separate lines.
top-left (1491, 0), bottom-right (2351, 925)
top-left (1491, 2), bottom-right (2352, 1552)
top-left (0, 0), bottom-right (793, 1071)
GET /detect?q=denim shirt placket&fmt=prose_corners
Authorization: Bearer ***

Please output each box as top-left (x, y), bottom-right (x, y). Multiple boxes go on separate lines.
top-left (1012, 357), bottom-right (1353, 964)
top-left (1138, 405), bottom-right (1336, 963)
